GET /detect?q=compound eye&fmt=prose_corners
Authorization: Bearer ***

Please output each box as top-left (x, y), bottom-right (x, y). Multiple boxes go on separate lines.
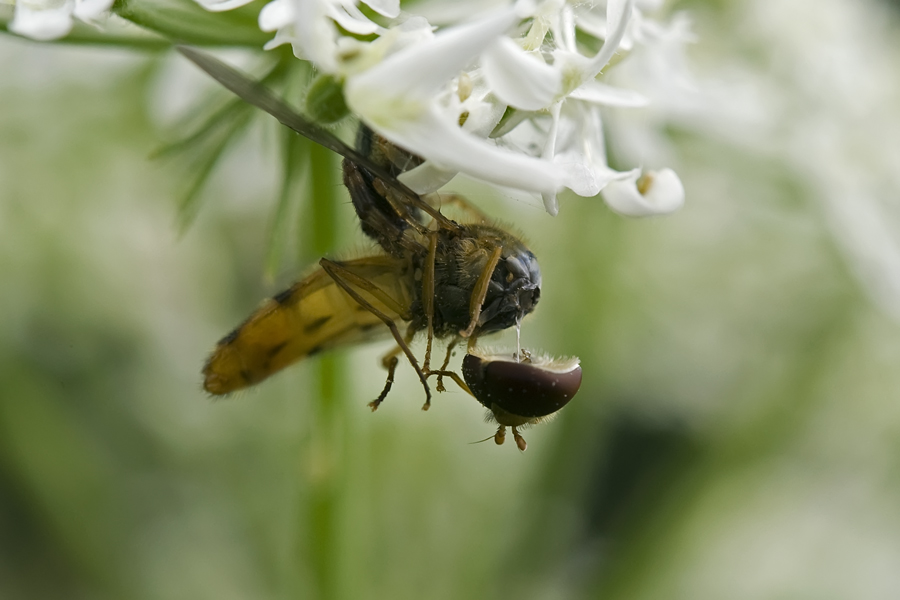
top-left (462, 350), bottom-right (582, 425)
top-left (506, 256), bottom-right (528, 278)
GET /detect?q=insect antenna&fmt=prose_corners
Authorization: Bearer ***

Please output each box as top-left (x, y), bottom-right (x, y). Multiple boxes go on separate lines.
top-left (468, 435), bottom-right (497, 445)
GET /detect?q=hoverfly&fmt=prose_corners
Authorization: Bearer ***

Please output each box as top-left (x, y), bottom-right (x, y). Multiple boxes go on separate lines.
top-left (179, 47), bottom-right (544, 421)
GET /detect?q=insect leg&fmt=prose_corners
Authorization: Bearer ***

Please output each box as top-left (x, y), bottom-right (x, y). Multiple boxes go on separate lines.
top-left (466, 332), bottom-right (481, 353)
top-left (319, 258), bottom-right (432, 410)
top-left (434, 336), bottom-right (460, 393)
top-left (459, 245), bottom-right (504, 338)
top-left (372, 177), bottom-right (430, 236)
top-left (432, 192), bottom-right (491, 224)
top-left (429, 369), bottom-right (472, 396)
top-left (370, 325), bottom-right (417, 411)
top-left (421, 238), bottom-right (468, 396)
top-left (421, 230), bottom-right (438, 372)
top-left (371, 355), bottom-right (399, 411)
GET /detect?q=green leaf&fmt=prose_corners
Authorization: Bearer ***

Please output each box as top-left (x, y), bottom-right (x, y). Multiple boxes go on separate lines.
top-left (264, 131), bottom-right (311, 281)
top-left (173, 107), bottom-right (254, 233)
top-left (113, 0), bottom-right (270, 47)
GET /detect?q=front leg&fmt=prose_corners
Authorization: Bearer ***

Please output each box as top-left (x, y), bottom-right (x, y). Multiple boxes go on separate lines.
top-left (459, 245), bottom-right (503, 338)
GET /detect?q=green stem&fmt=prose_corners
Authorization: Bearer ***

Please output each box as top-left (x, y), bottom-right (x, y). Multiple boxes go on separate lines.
top-left (2, 0), bottom-right (270, 48)
top-left (112, 0), bottom-right (270, 47)
top-left (303, 140), bottom-right (344, 600)
top-left (308, 140), bottom-right (339, 257)
top-left (1, 21), bottom-right (172, 49)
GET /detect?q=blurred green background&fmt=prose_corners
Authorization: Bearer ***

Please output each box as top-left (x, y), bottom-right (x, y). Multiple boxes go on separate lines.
top-left (3, 1), bottom-right (900, 599)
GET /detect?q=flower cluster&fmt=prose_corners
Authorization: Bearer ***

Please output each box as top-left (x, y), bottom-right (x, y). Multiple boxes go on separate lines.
top-left (8, 0), bottom-right (689, 217)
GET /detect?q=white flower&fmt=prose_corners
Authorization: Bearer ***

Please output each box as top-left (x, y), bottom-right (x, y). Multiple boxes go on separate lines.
top-left (193, 0), bottom-right (256, 11)
top-left (602, 168), bottom-right (684, 217)
top-left (479, 0), bottom-right (683, 214)
top-left (345, 6), bottom-right (566, 197)
top-left (257, 0), bottom-right (400, 73)
top-left (187, 0), bottom-right (689, 217)
top-left (482, 0), bottom-right (638, 111)
top-left (10, 0), bottom-right (113, 40)
top-left (345, 1), bottom-right (656, 214)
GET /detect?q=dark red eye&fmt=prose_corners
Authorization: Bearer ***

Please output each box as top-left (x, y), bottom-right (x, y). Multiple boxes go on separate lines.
top-left (462, 350), bottom-right (582, 423)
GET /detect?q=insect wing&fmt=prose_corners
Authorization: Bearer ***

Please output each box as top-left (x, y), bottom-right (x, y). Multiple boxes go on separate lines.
top-left (203, 255), bottom-right (415, 395)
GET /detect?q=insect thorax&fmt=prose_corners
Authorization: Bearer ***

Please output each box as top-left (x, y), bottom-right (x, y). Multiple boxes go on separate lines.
top-left (421, 224), bottom-right (541, 338)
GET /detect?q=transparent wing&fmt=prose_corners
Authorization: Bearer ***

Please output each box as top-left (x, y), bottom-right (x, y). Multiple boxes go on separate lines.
top-left (203, 255), bottom-right (415, 394)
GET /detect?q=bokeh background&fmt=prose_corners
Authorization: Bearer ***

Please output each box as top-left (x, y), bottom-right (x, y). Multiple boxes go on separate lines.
top-left (3, 0), bottom-right (900, 598)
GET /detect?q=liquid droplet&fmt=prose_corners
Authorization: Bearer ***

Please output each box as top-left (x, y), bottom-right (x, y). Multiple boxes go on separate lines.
top-left (515, 313), bottom-right (522, 363)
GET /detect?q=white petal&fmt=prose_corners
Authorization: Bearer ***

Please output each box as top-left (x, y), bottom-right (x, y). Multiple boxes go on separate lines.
top-left (371, 104), bottom-right (562, 196)
top-left (262, 26), bottom-right (298, 52)
top-left (541, 101), bottom-right (561, 160)
top-left (514, 0), bottom-right (538, 18)
top-left (602, 168), bottom-right (684, 217)
top-left (361, 0), bottom-right (399, 18)
top-left (559, 162), bottom-right (637, 198)
top-left (397, 82), bottom-right (508, 195)
top-left (569, 80), bottom-right (649, 107)
top-left (295, 0), bottom-right (338, 73)
top-left (10, 0), bottom-right (74, 40)
top-left (460, 94), bottom-right (507, 137)
top-left (347, 6), bottom-right (518, 101)
top-left (327, 2), bottom-right (380, 36)
top-left (542, 167), bottom-right (634, 216)
top-left (482, 37), bottom-right (561, 110)
top-left (572, 3), bottom-right (607, 40)
top-left (258, 0), bottom-right (294, 32)
top-left (73, 0), bottom-right (112, 22)
top-left (553, 2), bottom-right (576, 53)
top-left (493, 109), bottom-right (547, 152)
top-left (582, 0), bottom-right (635, 80)
top-left (403, 0), bottom-right (493, 25)
top-left (193, 0), bottom-right (255, 12)
top-left (549, 102), bottom-right (616, 196)
top-left (635, 0), bottom-right (664, 12)
top-left (398, 162), bottom-right (457, 194)
top-left (541, 192), bottom-right (559, 216)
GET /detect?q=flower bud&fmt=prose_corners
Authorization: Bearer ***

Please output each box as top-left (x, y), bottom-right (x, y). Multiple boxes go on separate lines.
top-left (306, 74), bottom-right (349, 124)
